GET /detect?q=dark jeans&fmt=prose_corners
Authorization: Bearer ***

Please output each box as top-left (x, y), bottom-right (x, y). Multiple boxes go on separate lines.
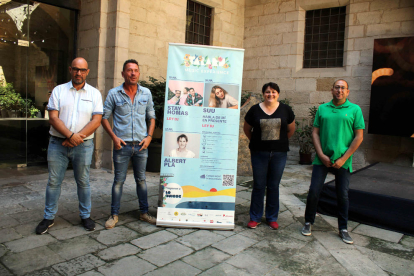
top-left (111, 142), bottom-right (149, 215)
top-left (250, 151), bottom-right (287, 222)
top-left (304, 165), bottom-right (351, 230)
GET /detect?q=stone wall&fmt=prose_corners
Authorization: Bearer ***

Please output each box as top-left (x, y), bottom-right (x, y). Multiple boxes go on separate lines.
top-left (78, 0), bottom-right (132, 169)
top-left (129, 0), bottom-right (245, 81)
top-left (76, 0), bottom-right (414, 170)
top-left (243, 0), bottom-right (414, 169)
top-left (237, 95), bottom-right (261, 176)
top-left (77, 0), bottom-right (246, 169)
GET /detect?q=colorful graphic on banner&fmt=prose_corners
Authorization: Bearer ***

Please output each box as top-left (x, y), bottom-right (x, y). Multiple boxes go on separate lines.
top-left (156, 43), bottom-right (244, 230)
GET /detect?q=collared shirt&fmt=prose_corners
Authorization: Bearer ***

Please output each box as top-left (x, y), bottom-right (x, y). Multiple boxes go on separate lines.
top-left (186, 93), bottom-right (203, 106)
top-left (103, 83), bottom-right (156, 142)
top-left (312, 99), bottom-right (365, 172)
top-left (48, 81), bottom-right (103, 140)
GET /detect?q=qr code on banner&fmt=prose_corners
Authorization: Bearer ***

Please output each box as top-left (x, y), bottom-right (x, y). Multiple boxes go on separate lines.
top-left (222, 175), bottom-right (235, 186)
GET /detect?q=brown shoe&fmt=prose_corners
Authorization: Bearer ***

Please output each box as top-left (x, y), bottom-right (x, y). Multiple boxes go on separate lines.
top-left (105, 215), bottom-right (118, 229)
top-left (139, 212), bottom-right (156, 225)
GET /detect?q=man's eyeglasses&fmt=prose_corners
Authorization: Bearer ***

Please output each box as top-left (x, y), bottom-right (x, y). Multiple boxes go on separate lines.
top-left (71, 67), bottom-right (88, 74)
top-left (334, 86), bottom-right (348, 90)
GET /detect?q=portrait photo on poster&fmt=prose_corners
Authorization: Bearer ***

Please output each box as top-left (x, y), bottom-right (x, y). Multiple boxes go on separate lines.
top-left (204, 83), bottom-right (240, 109)
top-left (163, 132), bottom-right (201, 159)
top-left (167, 80), bottom-right (204, 107)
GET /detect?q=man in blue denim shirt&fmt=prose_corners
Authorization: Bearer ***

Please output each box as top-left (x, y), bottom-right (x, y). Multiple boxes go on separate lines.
top-left (102, 59), bottom-right (156, 229)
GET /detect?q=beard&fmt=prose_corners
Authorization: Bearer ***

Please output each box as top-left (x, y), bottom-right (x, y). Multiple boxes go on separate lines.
top-left (72, 77), bottom-right (84, 85)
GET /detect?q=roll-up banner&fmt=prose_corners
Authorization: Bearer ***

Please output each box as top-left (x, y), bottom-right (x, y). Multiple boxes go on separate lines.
top-left (156, 43), bottom-right (245, 230)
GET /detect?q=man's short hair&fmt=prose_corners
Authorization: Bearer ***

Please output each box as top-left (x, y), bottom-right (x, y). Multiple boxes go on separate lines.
top-left (177, 134), bottom-right (188, 142)
top-left (333, 79), bottom-right (349, 89)
top-left (175, 90), bottom-right (181, 93)
top-left (123, 59), bottom-right (139, 71)
top-left (189, 88), bottom-right (195, 91)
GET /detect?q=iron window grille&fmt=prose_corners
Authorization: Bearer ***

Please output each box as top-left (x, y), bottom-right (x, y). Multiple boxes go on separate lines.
top-left (185, 0), bottom-right (212, 45)
top-left (303, 6), bottom-right (346, 68)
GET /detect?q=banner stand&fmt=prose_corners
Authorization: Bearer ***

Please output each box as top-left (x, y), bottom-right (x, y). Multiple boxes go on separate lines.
top-left (156, 43), bottom-right (244, 230)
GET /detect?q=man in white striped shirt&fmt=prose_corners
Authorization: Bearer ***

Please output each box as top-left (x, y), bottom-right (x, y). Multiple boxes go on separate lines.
top-left (36, 57), bottom-right (103, 235)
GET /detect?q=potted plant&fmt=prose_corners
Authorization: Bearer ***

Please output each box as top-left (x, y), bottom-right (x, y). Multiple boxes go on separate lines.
top-left (0, 93), bottom-right (7, 118)
top-left (139, 77), bottom-right (167, 172)
top-left (0, 83), bottom-right (13, 117)
top-left (296, 105), bottom-right (318, 165)
top-left (0, 83), bottom-right (22, 117)
top-left (21, 98), bottom-right (32, 118)
top-left (20, 98), bottom-right (40, 118)
top-left (30, 106), bottom-right (40, 118)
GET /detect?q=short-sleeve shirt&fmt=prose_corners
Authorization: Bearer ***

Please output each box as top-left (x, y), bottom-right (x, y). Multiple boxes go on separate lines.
top-left (218, 94), bottom-right (238, 108)
top-left (313, 99), bottom-right (365, 172)
top-left (47, 81), bottom-right (103, 140)
top-left (245, 103), bottom-right (295, 152)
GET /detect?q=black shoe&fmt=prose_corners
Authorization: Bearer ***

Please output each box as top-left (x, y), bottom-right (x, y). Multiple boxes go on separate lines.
top-left (81, 217), bottom-right (95, 231)
top-left (36, 219), bottom-right (54, 235)
top-left (339, 229), bottom-right (354, 244)
top-left (301, 222), bottom-right (311, 236)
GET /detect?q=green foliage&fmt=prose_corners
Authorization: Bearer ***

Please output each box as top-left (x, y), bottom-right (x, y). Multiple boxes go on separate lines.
top-left (279, 98), bottom-right (292, 108)
top-left (29, 106), bottom-right (40, 118)
top-left (240, 91), bottom-right (251, 106)
top-left (0, 83), bottom-right (22, 110)
top-left (139, 77), bottom-right (166, 129)
top-left (21, 98), bottom-right (39, 118)
top-left (296, 105), bottom-right (320, 154)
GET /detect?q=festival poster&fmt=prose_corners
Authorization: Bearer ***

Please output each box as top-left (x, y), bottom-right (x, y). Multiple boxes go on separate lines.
top-left (156, 43), bottom-right (245, 230)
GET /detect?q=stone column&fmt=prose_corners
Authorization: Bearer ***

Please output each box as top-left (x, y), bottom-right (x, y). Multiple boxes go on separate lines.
top-left (101, 0), bottom-right (130, 170)
top-left (78, 0), bottom-right (130, 170)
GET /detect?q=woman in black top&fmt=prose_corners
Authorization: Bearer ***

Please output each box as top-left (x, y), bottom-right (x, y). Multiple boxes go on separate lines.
top-left (244, 82), bottom-right (295, 230)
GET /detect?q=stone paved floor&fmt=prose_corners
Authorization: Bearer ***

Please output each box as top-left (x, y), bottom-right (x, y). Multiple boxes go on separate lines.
top-left (0, 164), bottom-right (413, 275)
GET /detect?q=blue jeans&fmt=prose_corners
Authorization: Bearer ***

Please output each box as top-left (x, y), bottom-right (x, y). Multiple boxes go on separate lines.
top-left (304, 165), bottom-right (351, 230)
top-left (44, 136), bottom-right (94, 220)
top-left (250, 151), bottom-right (287, 222)
top-left (111, 142), bottom-right (149, 215)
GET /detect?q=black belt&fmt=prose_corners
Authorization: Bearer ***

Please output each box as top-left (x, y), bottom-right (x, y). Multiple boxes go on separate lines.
top-left (51, 136), bottom-right (91, 141)
top-left (124, 141), bottom-right (141, 145)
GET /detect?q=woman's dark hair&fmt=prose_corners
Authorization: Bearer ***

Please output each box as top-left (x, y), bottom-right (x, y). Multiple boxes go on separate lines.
top-left (262, 82), bottom-right (280, 94)
top-left (177, 134), bottom-right (188, 142)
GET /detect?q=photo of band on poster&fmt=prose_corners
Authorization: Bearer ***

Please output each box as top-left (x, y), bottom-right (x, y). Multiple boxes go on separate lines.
top-left (156, 44), bottom-right (244, 230)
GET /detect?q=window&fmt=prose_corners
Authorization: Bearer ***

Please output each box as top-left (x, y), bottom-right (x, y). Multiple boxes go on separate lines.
top-left (0, 0), bottom-right (77, 166)
top-left (185, 0), bottom-right (212, 45)
top-left (303, 6), bottom-right (346, 68)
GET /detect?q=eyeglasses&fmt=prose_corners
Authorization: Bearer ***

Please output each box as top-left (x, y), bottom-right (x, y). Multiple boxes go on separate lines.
top-left (71, 67), bottom-right (88, 74)
top-left (334, 86), bottom-right (348, 90)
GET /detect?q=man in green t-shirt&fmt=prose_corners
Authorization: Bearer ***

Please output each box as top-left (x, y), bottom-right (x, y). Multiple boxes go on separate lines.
top-left (301, 79), bottom-right (365, 244)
